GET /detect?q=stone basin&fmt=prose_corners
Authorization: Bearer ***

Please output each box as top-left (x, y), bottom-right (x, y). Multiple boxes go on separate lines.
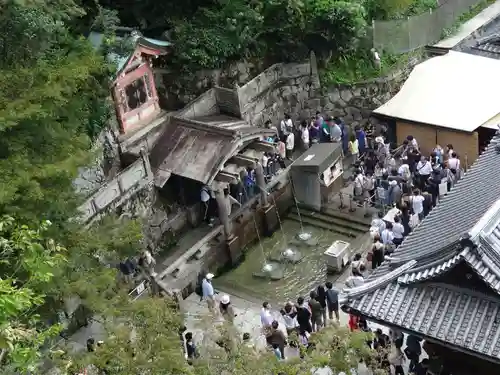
top-left (252, 262), bottom-right (285, 280)
top-left (268, 248), bottom-right (304, 264)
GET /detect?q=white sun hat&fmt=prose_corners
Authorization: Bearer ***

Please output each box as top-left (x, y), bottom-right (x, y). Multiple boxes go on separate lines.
top-left (206, 272), bottom-right (214, 280)
top-left (221, 295), bottom-right (230, 304)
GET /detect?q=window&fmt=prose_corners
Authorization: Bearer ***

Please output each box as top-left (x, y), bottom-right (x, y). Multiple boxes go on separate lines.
top-left (125, 77), bottom-right (148, 110)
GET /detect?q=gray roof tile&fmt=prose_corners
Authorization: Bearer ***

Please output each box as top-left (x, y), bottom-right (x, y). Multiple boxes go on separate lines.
top-left (349, 284), bottom-right (500, 359)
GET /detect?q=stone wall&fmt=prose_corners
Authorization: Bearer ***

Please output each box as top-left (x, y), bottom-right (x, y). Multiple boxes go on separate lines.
top-left (77, 151), bottom-right (154, 224)
top-left (155, 60), bottom-right (264, 110)
top-left (315, 57), bottom-right (421, 131)
top-left (237, 56), bottom-right (320, 127)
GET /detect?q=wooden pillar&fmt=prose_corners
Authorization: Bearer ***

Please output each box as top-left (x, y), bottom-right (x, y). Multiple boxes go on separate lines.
top-left (254, 162), bottom-right (269, 207)
top-left (215, 190), bottom-right (233, 240)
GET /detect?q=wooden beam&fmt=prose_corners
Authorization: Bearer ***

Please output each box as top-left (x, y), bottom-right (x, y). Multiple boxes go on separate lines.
top-left (241, 149), bottom-right (261, 160)
top-left (215, 171), bottom-right (238, 183)
top-left (247, 141), bottom-right (276, 153)
top-left (229, 154), bottom-right (256, 167)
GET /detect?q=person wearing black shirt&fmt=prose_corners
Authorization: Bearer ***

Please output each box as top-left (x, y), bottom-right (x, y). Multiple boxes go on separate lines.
top-left (185, 332), bottom-right (198, 362)
top-left (295, 296), bottom-right (312, 333)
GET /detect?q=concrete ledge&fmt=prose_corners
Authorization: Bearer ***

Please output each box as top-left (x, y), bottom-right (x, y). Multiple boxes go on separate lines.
top-left (431, 1), bottom-right (500, 51)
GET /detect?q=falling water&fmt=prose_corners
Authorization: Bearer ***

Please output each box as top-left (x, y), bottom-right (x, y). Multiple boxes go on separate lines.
top-left (242, 182), bottom-right (276, 275)
top-left (255, 182), bottom-right (289, 251)
top-left (287, 174), bottom-right (312, 241)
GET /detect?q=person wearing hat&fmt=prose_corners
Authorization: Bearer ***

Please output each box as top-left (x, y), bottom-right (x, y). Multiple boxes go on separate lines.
top-left (219, 294), bottom-right (236, 323)
top-left (202, 272), bottom-right (216, 313)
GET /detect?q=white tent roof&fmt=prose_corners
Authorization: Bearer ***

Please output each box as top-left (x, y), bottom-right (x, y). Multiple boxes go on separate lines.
top-left (373, 51), bottom-right (500, 132)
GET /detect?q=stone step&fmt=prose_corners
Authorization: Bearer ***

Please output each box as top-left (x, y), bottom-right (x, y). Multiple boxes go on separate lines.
top-left (297, 203), bottom-right (372, 227)
top-left (290, 207), bottom-right (369, 234)
top-left (193, 243), bottom-right (211, 260)
top-left (287, 213), bottom-right (357, 238)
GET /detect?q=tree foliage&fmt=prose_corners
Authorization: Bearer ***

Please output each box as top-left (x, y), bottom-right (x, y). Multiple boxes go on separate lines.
top-left (0, 0), bottom-right (110, 225)
top-left (0, 217), bottom-right (66, 373)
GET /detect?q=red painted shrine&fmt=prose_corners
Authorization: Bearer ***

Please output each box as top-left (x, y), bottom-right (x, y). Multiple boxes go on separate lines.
top-left (111, 36), bottom-right (170, 135)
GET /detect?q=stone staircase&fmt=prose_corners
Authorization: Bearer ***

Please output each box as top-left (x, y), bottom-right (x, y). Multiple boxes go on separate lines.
top-left (287, 206), bottom-right (371, 238)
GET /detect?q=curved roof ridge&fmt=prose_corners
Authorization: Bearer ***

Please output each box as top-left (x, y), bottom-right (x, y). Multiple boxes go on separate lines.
top-left (397, 252), bottom-right (462, 285)
top-left (339, 260), bottom-right (416, 303)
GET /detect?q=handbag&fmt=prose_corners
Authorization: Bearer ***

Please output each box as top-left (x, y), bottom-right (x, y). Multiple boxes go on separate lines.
top-left (366, 251), bottom-right (373, 262)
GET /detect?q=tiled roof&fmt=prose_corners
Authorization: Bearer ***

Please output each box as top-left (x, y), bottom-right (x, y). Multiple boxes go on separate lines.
top-left (471, 34), bottom-right (500, 57)
top-left (367, 134), bottom-right (500, 279)
top-left (349, 283), bottom-right (500, 359)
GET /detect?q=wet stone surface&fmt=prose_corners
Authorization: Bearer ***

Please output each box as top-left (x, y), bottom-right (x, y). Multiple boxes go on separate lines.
top-left (216, 220), bottom-right (350, 304)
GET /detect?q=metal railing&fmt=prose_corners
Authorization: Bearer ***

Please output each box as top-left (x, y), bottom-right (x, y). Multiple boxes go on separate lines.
top-left (372, 0), bottom-right (483, 53)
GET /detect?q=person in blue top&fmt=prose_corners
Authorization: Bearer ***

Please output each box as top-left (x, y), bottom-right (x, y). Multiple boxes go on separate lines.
top-left (355, 125), bottom-right (367, 154)
top-left (334, 117), bottom-right (349, 154)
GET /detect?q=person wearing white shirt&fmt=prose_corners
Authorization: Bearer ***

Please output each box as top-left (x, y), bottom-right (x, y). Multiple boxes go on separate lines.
top-left (301, 122), bottom-right (310, 150)
top-left (280, 114), bottom-right (293, 137)
top-left (381, 222), bottom-right (394, 246)
top-left (448, 152), bottom-right (460, 175)
top-left (285, 132), bottom-right (295, 160)
top-left (260, 301), bottom-right (274, 328)
top-left (411, 189), bottom-right (425, 220)
top-left (398, 161), bottom-right (411, 182)
top-left (392, 216), bottom-right (405, 246)
top-left (446, 144), bottom-right (454, 159)
top-left (407, 135), bottom-right (419, 151)
top-left (353, 170), bottom-right (365, 197)
top-left (262, 153), bottom-right (269, 176)
top-left (345, 270), bottom-right (365, 288)
top-left (416, 156), bottom-right (432, 189)
top-left (202, 273), bottom-right (216, 312)
top-left (370, 211), bottom-right (386, 236)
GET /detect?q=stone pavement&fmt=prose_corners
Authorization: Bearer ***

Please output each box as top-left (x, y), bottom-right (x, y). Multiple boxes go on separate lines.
top-left (183, 290), bottom-right (427, 373)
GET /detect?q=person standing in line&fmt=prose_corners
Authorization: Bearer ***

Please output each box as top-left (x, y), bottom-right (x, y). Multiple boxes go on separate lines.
top-left (389, 344), bottom-right (406, 375)
top-left (295, 296), bottom-right (312, 333)
top-left (316, 285), bottom-right (328, 325)
top-left (392, 216), bottom-right (405, 246)
top-left (446, 144), bottom-right (454, 159)
top-left (285, 131), bottom-right (295, 160)
top-left (280, 114), bottom-right (293, 139)
top-left (325, 281), bottom-right (340, 322)
top-left (308, 290), bottom-right (323, 332)
top-left (260, 301), bottom-right (274, 330)
top-left (329, 116), bottom-right (342, 143)
top-left (185, 332), bottom-right (198, 362)
top-left (300, 120), bottom-right (310, 151)
top-left (200, 185), bottom-right (215, 226)
top-left (406, 135), bottom-right (419, 151)
top-left (371, 235), bottom-right (385, 270)
top-left (416, 156), bottom-right (432, 190)
top-left (381, 222), bottom-right (395, 254)
top-left (355, 125), bottom-right (367, 154)
top-left (266, 320), bottom-right (287, 360)
top-left (219, 295), bottom-right (236, 323)
top-left (202, 272), bottom-right (216, 313)
top-left (309, 116), bottom-right (320, 144)
top-left (280, 302), bottom-right (298, 336)
top-left (448, 151), bottom-right (460, 176)
top-left (410, 189), bottom-right (425, 221)
top-left (348, 134), bottom-right (359, 165)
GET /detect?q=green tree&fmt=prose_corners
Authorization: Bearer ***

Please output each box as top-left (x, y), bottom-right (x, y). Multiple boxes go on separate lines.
top-left (0, 0), bottom-right (110, 225)
top-left (71, 296), bottom-right (389, 375)
top-left (0, 216), bottom-right (66, 373)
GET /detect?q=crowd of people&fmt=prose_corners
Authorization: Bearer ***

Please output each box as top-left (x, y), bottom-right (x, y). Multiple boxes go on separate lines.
top-left (188, 116), bottom-right (468, 374)
top-left (194, 270), bottom-right (430, 375)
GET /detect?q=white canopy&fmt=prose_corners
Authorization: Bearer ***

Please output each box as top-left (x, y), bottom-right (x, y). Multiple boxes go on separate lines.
top-left (373, 51), bottom-right (500, 132)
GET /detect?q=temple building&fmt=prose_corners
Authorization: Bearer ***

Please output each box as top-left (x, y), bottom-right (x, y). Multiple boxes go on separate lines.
top-left (341, 133), bottom-right (500, 374)
top-left (86, 29), bottom-right (284, 256)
